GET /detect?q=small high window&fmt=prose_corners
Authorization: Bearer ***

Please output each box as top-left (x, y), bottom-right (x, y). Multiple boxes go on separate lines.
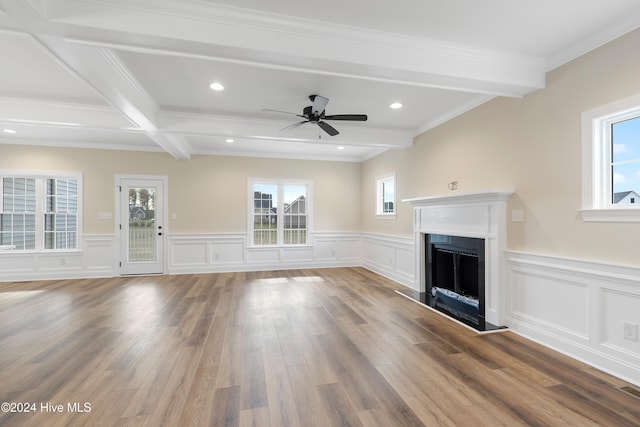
top-left (376, 174), bottom-right (396, 218)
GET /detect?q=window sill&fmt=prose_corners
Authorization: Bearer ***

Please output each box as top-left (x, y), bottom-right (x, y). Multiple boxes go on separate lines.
top-left (376, 214), bottom-right (397, 220)
top-left (578, 208), bottom-right (640, 222)
top-left (0, 248), bottom-right (83, 254)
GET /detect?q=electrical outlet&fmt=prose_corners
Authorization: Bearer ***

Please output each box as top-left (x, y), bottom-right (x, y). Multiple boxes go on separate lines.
top-left (623, 321), bottom-right (638, 342)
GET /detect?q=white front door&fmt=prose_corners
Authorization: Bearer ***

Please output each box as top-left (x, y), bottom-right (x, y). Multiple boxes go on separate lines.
top-left (119, 177), bottom-right (165, 275)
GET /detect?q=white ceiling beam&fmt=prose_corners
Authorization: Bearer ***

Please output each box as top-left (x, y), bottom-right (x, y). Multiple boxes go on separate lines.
top-left (157, 111), bottom-right (414, 149)
top-left (45, 0), bottom-right (546, 97)
top-left (0, 97), bottom-right (134, 129)
top-left (1, 1), bottom-right (192, 159)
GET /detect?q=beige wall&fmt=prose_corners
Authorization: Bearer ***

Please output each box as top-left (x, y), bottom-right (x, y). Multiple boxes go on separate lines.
top-left (0, 146), bottom-right (361, 235)
top-left (3, 28), bottom-right (640, 265)
top-left (361, 28), bottom-right (640, 265)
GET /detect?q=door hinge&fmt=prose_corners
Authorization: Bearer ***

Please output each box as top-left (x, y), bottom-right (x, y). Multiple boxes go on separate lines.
top-left (118, 186), bottom-right (122, 192)
top-left (119, 261), bottom-right (122, 267)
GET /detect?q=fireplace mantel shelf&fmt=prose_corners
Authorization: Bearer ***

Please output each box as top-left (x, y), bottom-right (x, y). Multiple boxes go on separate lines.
top-left (403, 190), bottom-right (513, 206)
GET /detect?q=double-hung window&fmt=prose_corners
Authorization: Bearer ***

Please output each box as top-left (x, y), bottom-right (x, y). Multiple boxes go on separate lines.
top-left (249, 179), bottom-right (311, 246)
top-left (581, 94), bottom-right (640, 222)
top-left (1, 177), bottom-right (36, 250)
top-left (0, 171), bottom-right (81, 251)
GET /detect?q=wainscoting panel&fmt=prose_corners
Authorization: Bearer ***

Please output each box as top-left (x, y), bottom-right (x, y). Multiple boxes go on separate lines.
top-left (0, 235), bottom-right (115, 281)
top-left (167, 232), bottom-right (366, 274)
top-left (360, 233), bottom-right (416, 289)
top-left (601, 288), bottom-right (640, 356)
top-left (506, 251), bottom-right (640, 386)
top-left (169, 234), bottom-right (246, 273)
top-left (170, 238), bottom-right (209, 268)
top-left (511, 268), bottom-right (589, 338)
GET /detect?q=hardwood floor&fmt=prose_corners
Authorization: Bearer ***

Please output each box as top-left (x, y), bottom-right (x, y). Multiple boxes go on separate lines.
top-left (0, 267), bottom-right (638, 426)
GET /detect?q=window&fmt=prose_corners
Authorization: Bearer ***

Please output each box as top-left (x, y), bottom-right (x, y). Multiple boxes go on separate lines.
top-left (45, 178), bottom-right (79, 249)
top-left (0, 172), bottom-right (81, 251)
top-left (249, 180), bottom-right (310, 246)
top-left (376, 173), bottom-right (396, 218)
top-left (611, 117), bottom-right (640, 205)
top-left (1, 177), bottom-right (36, 250)
top-left (581, 94), bottom-right (640, 222)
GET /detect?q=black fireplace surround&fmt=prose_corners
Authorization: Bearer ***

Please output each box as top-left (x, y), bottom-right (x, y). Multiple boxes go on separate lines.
top-left (426, 233), bottom-right (484, 324)
top-left (405, 233), bottom-right (500, 332)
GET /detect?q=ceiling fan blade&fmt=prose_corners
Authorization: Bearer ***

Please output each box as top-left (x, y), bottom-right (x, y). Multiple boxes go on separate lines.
top-left (310, 95), bottom-right (329, 116)
top-left (323, 114), bottom-right (368, 121)
top-left (280, 121), bottom-right (308, 132)
top-left (317, 121), bottom-right (339, 136)
top-left (262, 108), bottom-right (303, 117)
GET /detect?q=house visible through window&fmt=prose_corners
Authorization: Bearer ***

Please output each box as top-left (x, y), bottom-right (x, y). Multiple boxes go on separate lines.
top-left (611, 116), bottom-right (640, 205)
top-left (581, 94), bottom-right (640, 221)
top-left (0, 172), bottom-right (81, 251)
top-left (45, 178), bottom-right (79, 249)
top-left (250, 180), bottom-right (310, 246)
top-left (376, 174), bottom-right (396, 217)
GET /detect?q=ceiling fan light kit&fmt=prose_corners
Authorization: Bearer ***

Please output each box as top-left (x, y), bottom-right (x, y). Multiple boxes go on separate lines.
top-left (263, 94), bottom-right (367, 137)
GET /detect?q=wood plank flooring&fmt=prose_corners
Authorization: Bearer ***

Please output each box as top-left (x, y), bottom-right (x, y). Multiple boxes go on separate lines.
top-left (0, 267), bottom-right (638, 426)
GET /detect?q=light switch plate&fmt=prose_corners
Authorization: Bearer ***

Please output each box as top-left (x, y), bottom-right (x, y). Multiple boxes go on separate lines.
top-left (511, 209), bottom-right (524, 222)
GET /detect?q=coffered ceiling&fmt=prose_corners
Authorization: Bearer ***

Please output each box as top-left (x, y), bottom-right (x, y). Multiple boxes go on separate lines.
top-left (1, 0), bottom-right (639, 161)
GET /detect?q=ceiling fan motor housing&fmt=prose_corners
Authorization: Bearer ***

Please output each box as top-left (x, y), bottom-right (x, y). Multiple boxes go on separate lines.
top-left (303, 105), bottom-right (323, 120)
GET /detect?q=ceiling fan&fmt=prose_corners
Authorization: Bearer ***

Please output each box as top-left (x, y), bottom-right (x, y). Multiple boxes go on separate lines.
top-left (263, 95), bottom-right (367, 136)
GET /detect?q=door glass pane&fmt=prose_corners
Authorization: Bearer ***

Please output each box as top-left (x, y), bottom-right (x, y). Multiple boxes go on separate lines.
top-left (128, 186), bottom-right (156, 262)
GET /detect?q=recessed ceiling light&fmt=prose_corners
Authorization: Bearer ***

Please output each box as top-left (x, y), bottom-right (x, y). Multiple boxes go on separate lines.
top-left (337, 146), bottom-right (345, 150)
top-left (390, 102), bottom-right (403, 109)
top-left (225, 138), bottom-right (234, 143)
top-left (209, 82), bottom-right (224, 91)
top-left (3, 129), bottom-right (16, 134)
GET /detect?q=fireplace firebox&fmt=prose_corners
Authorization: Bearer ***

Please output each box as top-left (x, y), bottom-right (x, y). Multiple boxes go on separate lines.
top-left (425, 234), bottom-right (485, 328)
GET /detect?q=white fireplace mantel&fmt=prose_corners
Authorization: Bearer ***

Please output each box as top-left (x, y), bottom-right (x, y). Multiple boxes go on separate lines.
top-left (403, 189), bottom-right (513, 206)
top-left (403, 190), bottom-right (513, 327)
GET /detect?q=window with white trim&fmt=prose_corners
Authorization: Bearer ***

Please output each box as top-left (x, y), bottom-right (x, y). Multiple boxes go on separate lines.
top-left (0, 172), bottom-right (81, 251)
top-left (581, 95), bottom-right (640, 222)
top-left (376, 173), bottom-right (396, 218)
top-left (249, 179), bottom-right (310, 246)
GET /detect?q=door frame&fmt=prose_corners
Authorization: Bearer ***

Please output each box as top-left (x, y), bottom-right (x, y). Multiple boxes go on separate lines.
top-left (115, 174), bottom-right (168, 275)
